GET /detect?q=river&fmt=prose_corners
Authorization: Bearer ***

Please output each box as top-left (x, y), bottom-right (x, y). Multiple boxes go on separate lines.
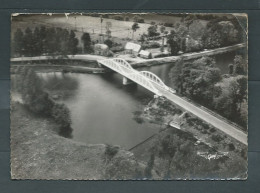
top-left (34, 51), bottom-right (237, 149)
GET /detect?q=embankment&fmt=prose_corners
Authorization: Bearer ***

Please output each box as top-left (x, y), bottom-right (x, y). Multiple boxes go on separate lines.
top-left (11, 103), bottom-right (145, 180)
top-left (131, 43), bottom-right (246, 67)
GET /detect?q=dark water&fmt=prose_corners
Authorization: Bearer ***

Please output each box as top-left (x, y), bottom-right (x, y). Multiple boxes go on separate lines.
top-left (39, 72), bottom-right (160, 149)
top-left (37, 51), bottom-right (236, 149)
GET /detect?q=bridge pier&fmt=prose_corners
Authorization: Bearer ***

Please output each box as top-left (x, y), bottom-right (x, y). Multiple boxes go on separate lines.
top-left (122, 77), bottom-right (135, 85)
top-left (97, 62), bottom-right (103, 68)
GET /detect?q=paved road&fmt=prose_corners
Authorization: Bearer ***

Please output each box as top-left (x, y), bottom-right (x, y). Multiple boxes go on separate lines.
top-left (99, 59), bottom-right (248, 146)
top-left (152, 83), bottom-right (248, 146)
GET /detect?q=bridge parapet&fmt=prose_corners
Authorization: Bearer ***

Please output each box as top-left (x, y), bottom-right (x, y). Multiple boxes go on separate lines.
top-left (140, 71), bottom-right (169, 90)
top-left (113, 58), bottom-right (134, 71)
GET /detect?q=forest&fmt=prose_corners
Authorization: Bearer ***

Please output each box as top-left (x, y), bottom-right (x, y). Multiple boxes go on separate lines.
top-left (11, 26), bottom-right (79, 57)
top-left (169, 55), bottom-right (247, 129)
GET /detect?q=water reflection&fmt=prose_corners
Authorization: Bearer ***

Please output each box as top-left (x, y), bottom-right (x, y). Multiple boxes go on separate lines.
top-left (35, 52), bottom-right (237, 148)
top-left (39, 72), bottom-right (79, 100)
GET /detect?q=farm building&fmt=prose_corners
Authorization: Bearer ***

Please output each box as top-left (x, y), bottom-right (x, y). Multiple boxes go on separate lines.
top-left (94, 44), bottom-right (110, 56)
top-left (139, 50), bottom-right (152, 59)
top-left (124, 42), bottom-right (141, 55)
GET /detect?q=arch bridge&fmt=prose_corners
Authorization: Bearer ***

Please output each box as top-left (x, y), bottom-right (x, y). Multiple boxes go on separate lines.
top-left (97, 58), bottom-right (170, 96)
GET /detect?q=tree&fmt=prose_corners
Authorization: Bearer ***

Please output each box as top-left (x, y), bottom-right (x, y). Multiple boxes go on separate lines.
top-left (213, 76), bottom-right (247, 128)
top-left (202, 20), bottom-right (240, 49)
top-left (51, 103), bottom-right (71, 128)
top-left (68, 30), bottom-right (78, 55)
top-left (19, 68), bottom-right (54, 115)
top-left (167, 30), bottom-right (180, 55)
top-left (234, 55), bottom-right (246, 75)
top-left (23, 27), bottom-right (34, 56)
top-left (12, 28), bottom-right (24, 56)
top-left (81, 32), bottom-right (92, 53)
top-left (236, 76), bottom-right (247, 110)
top-left (184, 14), bottom-right (197, 30)
top-left (105, 22), bottom-right (112, 38)
top-left (147, 24), bottom-right (159, 38)
top-left (33, 27), bottom-right (42, 56)
top-left (131, 22), bottom-right (140, 40)
top-left (228, 64), bottom-right (234, 74)
top-left (160, 26), bottom-right (166, 52)
top-left (104, 39), bottom-right (113, 48)
top-left (169, 58), bottom-right (184, 94)
top-left (45, 27), bottom-right (57, 54)
top-left (39, 26), bottom-right (47, 54)
top-left (139, 33), bottom-right (147, 44)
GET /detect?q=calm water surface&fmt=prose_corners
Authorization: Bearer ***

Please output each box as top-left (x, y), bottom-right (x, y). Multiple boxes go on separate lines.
top-left (38, 51), bottom-right (236, 149)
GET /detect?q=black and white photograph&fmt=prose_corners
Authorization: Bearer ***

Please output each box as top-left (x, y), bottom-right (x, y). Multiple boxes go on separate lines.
top-left (10, 13), bottom-right (248, 180)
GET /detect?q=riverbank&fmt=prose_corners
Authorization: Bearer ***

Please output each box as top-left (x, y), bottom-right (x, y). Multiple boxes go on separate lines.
top-left (137, 97), bottom-right (247, 152)
top-left (130, 97), bottom-right (247, 179)
top-left (131, 43), bottom-right (246, 67)
top-left (10, 43), bottom-right (246, 71)
top-left (11, 102), bottom-right (145, 180)
top-left (11, 64), bottom-right (107, 74)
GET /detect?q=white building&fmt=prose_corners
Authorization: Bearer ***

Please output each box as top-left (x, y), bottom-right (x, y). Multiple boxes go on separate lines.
top-left (124, 42), bottom-right (141, 55)
top-left (94, 44), bottom-right (109, 56)
top-left (139, 50), bottom-right (152, 59)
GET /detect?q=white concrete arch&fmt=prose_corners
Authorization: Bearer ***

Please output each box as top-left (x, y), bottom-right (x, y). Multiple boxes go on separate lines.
top-left (140, 71), bottom-right (168, 90)
top-left (113, 58), bottom-right (133, 71)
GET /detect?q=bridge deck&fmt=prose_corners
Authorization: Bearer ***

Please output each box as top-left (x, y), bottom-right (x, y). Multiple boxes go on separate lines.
top-left (152, 83), bottom-right (247, 145)
top-left (98, 58), bottom-right (247, 146)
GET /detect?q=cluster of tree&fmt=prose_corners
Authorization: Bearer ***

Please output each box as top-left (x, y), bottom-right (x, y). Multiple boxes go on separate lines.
top-left (169, 55), bottom-right (247, 128)
top-left (14, 66), bottom-right (72, 136)
top-left (166, 15), bottom-right (245, 55)
top-left (146, 128), bottom-right (247, 179)
top-left (111, 15), bottom-right (124, 21)
top-left (202, 19), bottom-right (242, 49)
top-left (81, 32), bottom-right (93, 53)
top-left (12, 26), bottom-right (79, 57)
top-left (133, 15), bottom-right (145, 23)
top-left (147, 24), bottom-right (160, 38)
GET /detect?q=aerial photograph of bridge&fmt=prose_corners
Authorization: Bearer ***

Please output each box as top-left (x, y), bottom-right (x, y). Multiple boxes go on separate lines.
top-left (10, 13), bottom-right (248, 180)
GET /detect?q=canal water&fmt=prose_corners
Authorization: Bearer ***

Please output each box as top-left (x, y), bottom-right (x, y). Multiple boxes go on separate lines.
top-left (36, 51), bottom-right (236, 149)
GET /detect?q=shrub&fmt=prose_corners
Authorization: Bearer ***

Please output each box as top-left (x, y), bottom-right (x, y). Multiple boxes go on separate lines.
top-left (112, 15), bottom-right (124, 21)
top-left (210, 127), bottom-right (216, 133)
top-left (110, 45), bottom-right (124, 52)
top-left (164, 23), bottom-right (173, 27)
top-left (142, 42), bottom-right (160, 49)
top-left (51, 103), bottom-right (71, 128)
top-left (28, 92), bottom-right (54, 116)
top-left (104, 39), bottom-right (113, 48)
top-left (211, 134), bottom-right (223, 142)
top-left (137, 18), bottom-right (144, 23)
top-left (133, 117), bottom-right (145, 124)
top-left (105, 145), bottom-right (119, 159)
top-left (228, 143), bottom-right (235, 151)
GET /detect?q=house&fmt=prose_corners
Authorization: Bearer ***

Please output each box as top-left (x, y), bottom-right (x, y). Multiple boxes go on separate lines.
top-left (139, 50), bottom-right (152, 59)
top-left (94, 44), bottom-right (109, 56)
top-left (124, 42), bottom-right (141, 55)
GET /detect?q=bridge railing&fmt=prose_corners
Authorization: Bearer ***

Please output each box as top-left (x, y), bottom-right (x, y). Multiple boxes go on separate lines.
top-left (99, 59), bottom-right (161, 95)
